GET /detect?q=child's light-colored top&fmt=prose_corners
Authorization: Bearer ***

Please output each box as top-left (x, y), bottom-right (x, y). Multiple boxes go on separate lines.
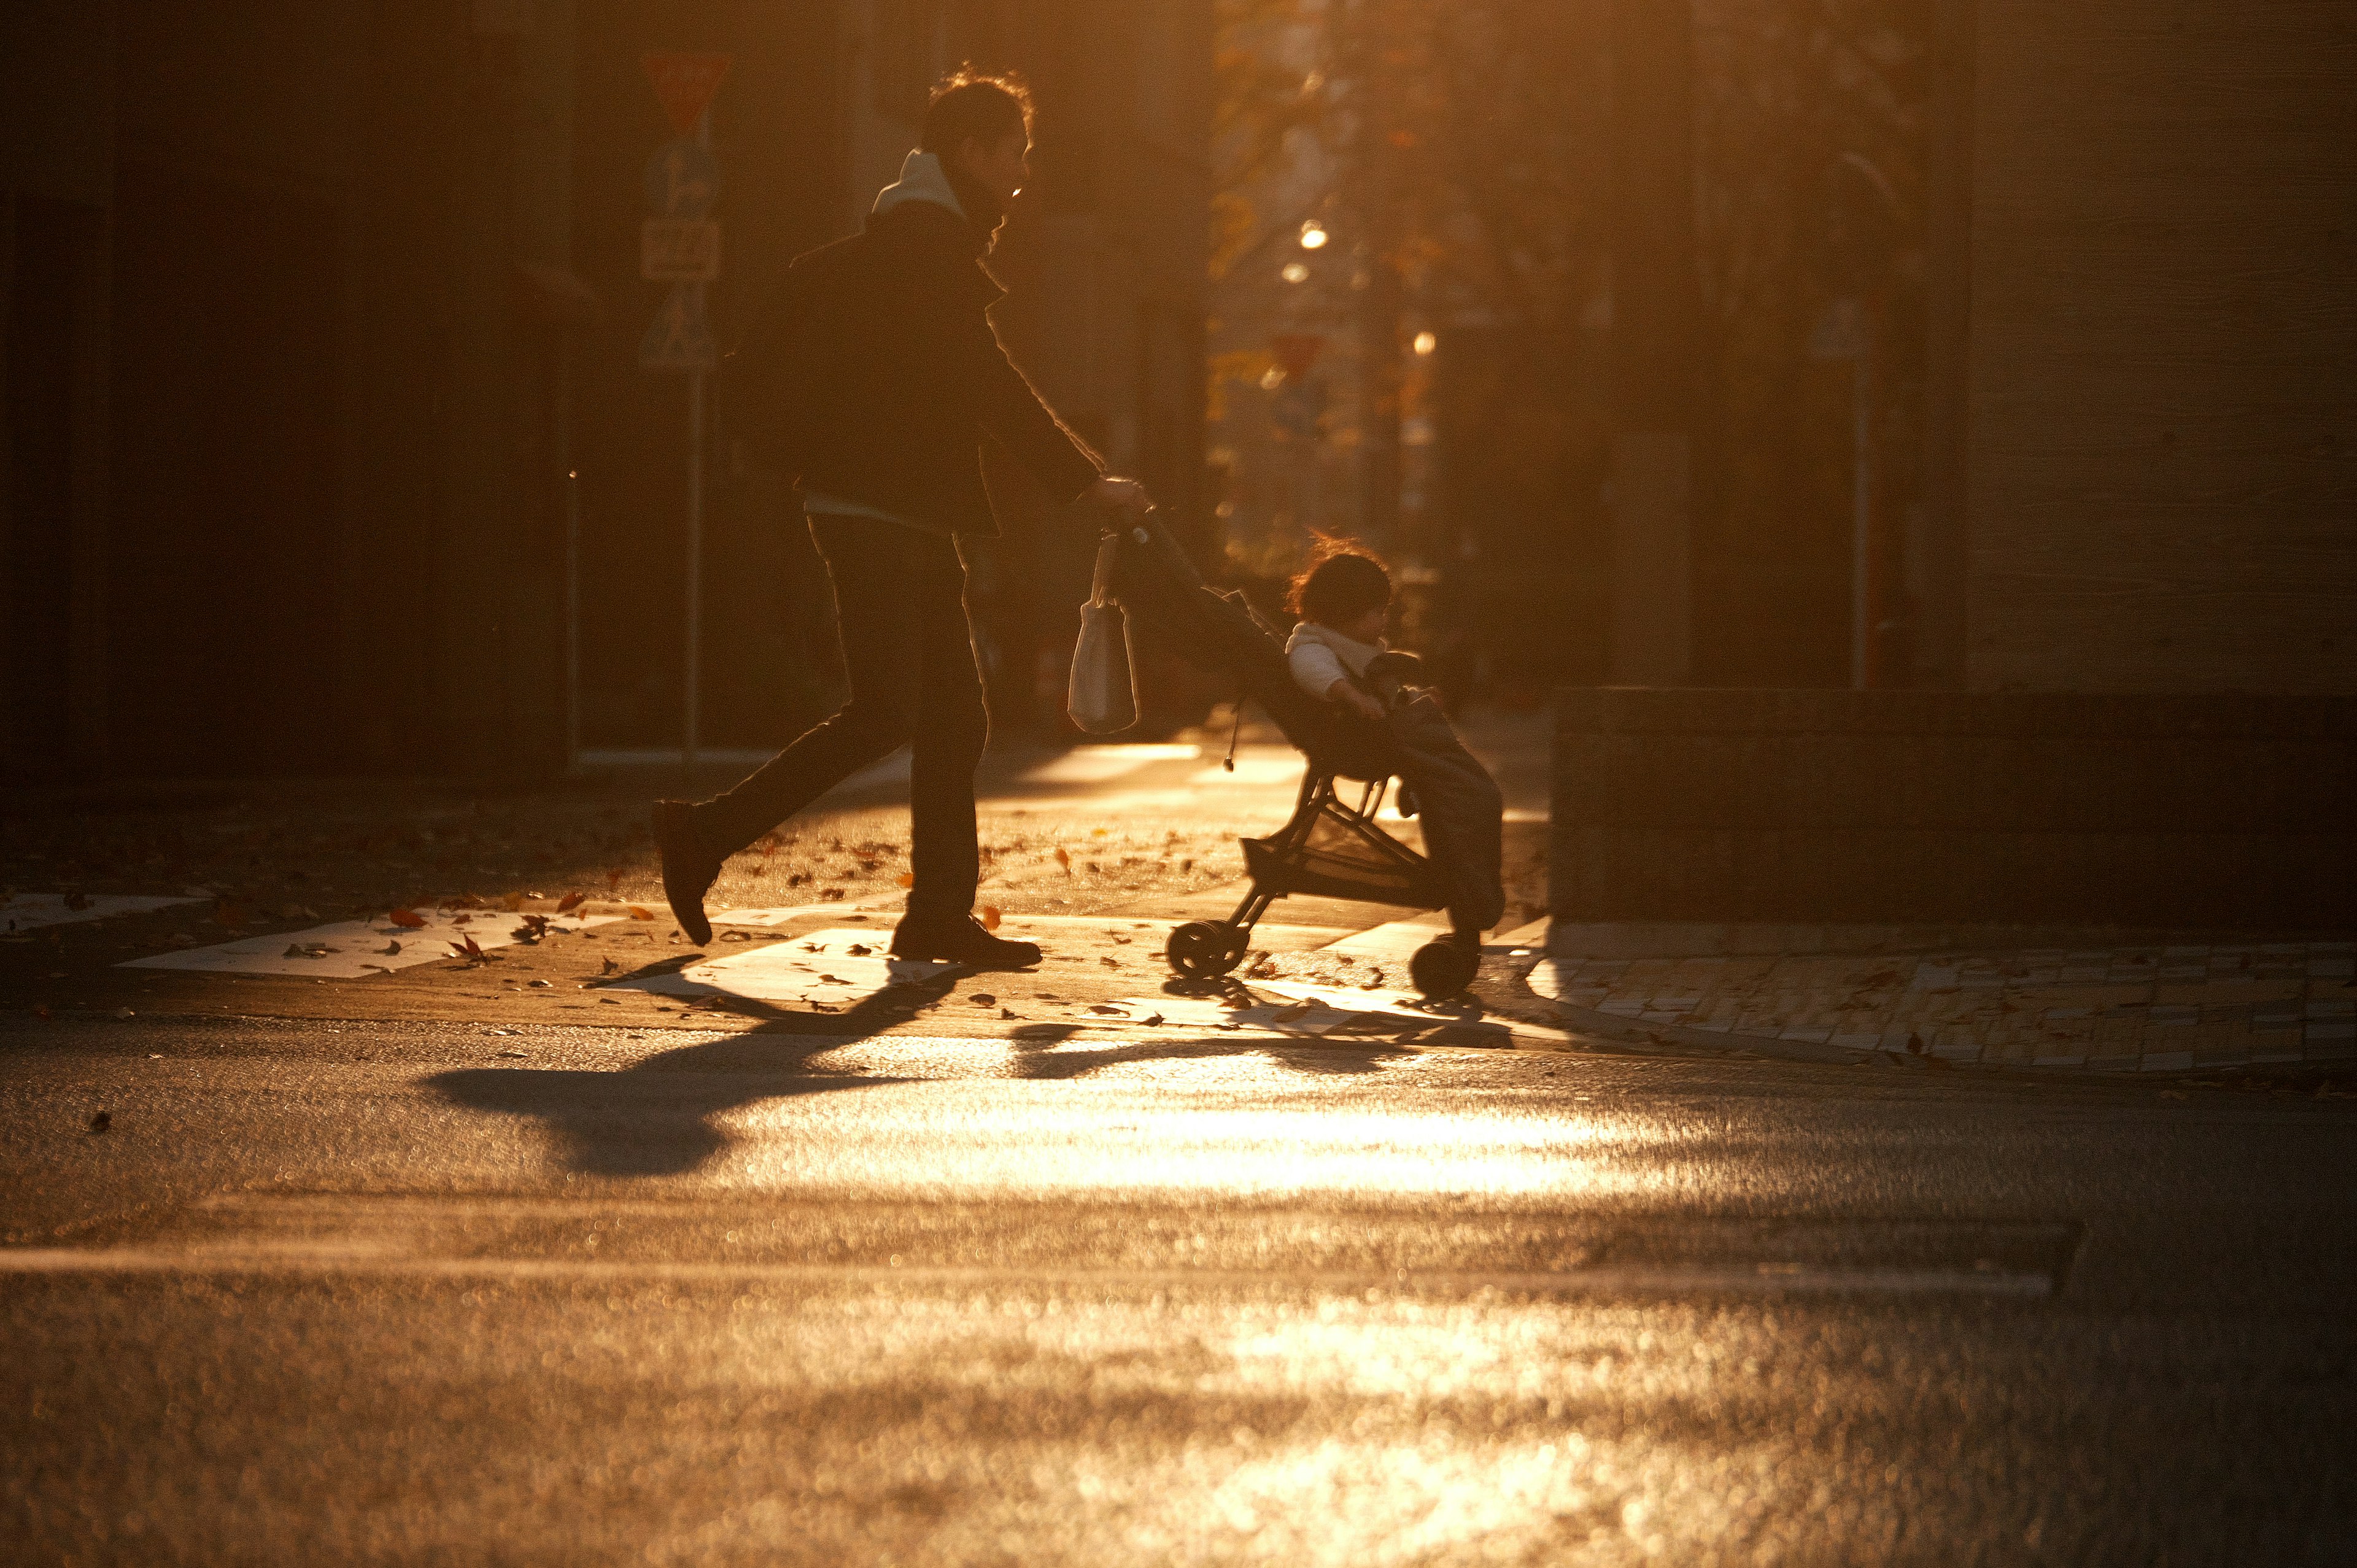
top-left (1286, 620), bottom-right (1385, 700)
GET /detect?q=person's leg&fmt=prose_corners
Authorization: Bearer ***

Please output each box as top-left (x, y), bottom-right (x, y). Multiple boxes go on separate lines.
top-left (900, 544), bottom-right (988, 925)
top-left (656, 519), bottom-right (924, 943)
top-left (694, 520), bottom-right (928, 855)
top-left (888, 540), bottom-right (1042, 968)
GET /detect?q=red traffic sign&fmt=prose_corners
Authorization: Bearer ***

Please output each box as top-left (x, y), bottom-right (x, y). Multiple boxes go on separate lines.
top-left (1270, 333), bottom-right (1325, 381)
top-left (641, 53), bottom-right (731, 136)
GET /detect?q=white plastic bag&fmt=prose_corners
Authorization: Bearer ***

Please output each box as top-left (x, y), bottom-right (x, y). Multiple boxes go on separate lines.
top-left (1066, 533), bottom-right (1139, 734)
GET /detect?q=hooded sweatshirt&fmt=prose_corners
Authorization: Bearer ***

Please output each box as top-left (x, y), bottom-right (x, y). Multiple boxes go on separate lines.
top-left (801, 152), bottom-right (969, 529)
top-left (1286, 619), bottom-right (1387, 702)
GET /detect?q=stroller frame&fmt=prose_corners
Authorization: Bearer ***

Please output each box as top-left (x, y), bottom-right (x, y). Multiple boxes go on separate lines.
top-left (1164, 760), bottom-right (1479, 999)
top-left (1102, 510), bottom-right (1482, 998)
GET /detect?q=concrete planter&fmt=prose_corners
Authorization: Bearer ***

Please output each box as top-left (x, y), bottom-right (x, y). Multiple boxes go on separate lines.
top-left (1550, 689), bottom-right (2357, 927)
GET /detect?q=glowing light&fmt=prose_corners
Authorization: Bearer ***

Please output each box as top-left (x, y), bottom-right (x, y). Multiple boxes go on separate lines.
top-left (1260, 367), bottom-right (1285, 390)
top-left (1413, 331), bottom-right (1438, 356)
top-left (1299, 221), bottom-right (1329, 250)
top-left (1282, 261), bottom-right (1310, 284)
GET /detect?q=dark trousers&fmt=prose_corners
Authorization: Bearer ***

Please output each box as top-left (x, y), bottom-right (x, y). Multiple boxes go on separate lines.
top-left (695, 516), bottom-right (987, 924)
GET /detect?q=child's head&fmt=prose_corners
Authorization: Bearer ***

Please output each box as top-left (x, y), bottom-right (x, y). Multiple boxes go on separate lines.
top-left (1287, 543), bottom-right (1391, 641)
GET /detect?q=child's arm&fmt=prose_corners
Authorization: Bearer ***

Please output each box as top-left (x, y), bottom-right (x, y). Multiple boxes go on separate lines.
top-left (1326, 678), bottom-right (1387, 721)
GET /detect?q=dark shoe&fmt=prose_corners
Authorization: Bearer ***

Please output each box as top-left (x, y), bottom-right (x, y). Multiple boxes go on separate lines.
top-left (652, 800), bottom-right (720, 948)
top-left (890, 914), bottom-right (1042, 970)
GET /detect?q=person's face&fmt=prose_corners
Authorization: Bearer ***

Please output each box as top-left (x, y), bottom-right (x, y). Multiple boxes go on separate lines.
top-left (956, 129), bottom-right (1031, 207)
top-left (1341, 604), bottom-right (1388, 643)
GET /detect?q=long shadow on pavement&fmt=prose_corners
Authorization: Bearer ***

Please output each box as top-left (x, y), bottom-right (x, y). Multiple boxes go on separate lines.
top-left (428, 964), bottom-right (1412, 1178)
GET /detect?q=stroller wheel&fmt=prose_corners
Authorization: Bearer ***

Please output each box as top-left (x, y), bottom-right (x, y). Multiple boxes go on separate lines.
top-left (1167, 920), bottom-right (1246, 978)
top-left (1410, 937), bottom-right (1481, 1000)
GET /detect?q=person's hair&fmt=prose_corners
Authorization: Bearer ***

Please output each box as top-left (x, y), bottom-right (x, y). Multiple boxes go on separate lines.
top-left (1287, 541), bottom-right (1392, 626)
top-left (920, 69), bottom-right (1034, 157)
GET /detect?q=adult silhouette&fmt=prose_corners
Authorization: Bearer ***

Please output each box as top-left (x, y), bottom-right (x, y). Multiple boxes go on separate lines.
top-left (656, 71), bottom-right (1150, 969)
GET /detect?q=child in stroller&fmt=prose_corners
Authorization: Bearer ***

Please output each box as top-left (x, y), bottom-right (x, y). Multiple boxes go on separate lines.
top-left (1104, 517), bottom-right (1505, 1000)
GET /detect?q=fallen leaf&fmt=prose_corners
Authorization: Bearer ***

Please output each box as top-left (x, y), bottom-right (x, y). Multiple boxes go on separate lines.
top-left (1181, 859), bottom-right (1194, 873)
top-left (819, 973), bottom-right (848, 984)
top-left (896, 873), bottom-right (914, 889)
top-left (847, 943), bottom-right (873, 956)
top-left (1144, 1013), bottom-right (1165, 1026)
top-left (628, 906), bottom-right (654, 921)
top-left (381, 940), bottom-right (403, 956)
top-left (600, 957), bottom-right (621, 976)
top-left (820, 887), bottom-right (846, 900)
top-left (598, 996), bottom-right (621, 1005)
top-left (1090, 828), bottom-right (1108, 838)
top-left (970, 992), bottom-right (998, 1005)
top-left (1099, 956), bottom-right (1121, 967)
top-left (528, 979), bottom-right (552, 989)
top-left (1088, 1004), bottom-right (1126, 1016)
top-left (999, 1006), bottom-right (1020, 1019)
top-left (88, 1110), bottom-right (111, 1134)
top-left (981, 906), bottom-right (1002, 931)
top-left (1054, 846), bottom-right (1072, 873)
top-left (389, 908), bottom-right (427, 929)
top-left (557, 891), bottom-right (587, 913)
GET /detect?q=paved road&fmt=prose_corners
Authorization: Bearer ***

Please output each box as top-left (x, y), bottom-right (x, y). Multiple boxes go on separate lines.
top-left (7, 1010), bottom-right (2355, 1565)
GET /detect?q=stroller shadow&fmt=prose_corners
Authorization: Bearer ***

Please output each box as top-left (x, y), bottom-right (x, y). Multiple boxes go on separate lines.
top-left (425, 957), bottom-right (1416, 1178)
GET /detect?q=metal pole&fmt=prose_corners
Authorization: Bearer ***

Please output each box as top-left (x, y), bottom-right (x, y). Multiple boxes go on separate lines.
top-left (683, 105), bottom-right (711, 773)
top-left (686, 353), bottom-right (703, 771)
top-left (1850, 352), bottom-right (1873, 689)
top-left (559, 340), bottom-right (580, 770)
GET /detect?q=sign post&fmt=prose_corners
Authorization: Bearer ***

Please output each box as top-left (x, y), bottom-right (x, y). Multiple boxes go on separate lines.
top-left (638, 52), bottom-right (730, 770)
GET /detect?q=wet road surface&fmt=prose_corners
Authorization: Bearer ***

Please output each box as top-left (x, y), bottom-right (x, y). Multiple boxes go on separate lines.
top-left (7, 1013), bottom-right (2355, 1564)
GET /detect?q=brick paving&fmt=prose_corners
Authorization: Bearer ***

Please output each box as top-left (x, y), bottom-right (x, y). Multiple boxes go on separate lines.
top-left (1528, 940), bottom-right (2357, 1073)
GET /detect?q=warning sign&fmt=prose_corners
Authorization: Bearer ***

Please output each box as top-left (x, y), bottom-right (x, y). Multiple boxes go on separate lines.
top-left (639, 284), bottom-right (718, 372)
top-left (641, 53), bottom-right (732, 137)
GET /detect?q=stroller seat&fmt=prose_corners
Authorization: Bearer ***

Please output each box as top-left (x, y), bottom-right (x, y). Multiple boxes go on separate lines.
top-left (1105, 515), bottom-right (1483, 1000)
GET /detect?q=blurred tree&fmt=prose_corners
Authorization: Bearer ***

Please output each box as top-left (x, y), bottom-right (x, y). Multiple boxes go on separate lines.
top-left (1212, 0), bottom-right (1933, 689)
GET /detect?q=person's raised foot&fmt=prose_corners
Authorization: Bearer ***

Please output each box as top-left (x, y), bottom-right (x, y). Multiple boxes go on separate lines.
top-left (890, 914), bottom-right (1042, 970)
top-left (652, 800), bottom-right (720, 948)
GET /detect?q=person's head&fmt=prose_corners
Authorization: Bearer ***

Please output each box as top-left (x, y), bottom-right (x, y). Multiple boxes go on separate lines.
top-left (1288, 543), bottom-right (1392, 642)
top-left (921, 70), bottom-right (1034, 218)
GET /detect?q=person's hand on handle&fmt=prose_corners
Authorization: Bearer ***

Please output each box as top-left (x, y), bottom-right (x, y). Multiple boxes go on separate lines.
top-left (1089, 476), bottom-right (1153, 515)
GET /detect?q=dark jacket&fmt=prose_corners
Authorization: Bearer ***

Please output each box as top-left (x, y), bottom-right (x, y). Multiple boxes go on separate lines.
top-left (728, 199), bottom-right (1102, 538)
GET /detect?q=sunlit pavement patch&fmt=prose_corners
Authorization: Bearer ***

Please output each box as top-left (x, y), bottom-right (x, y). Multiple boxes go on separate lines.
top-left (603, 927), bottom-right (959, 1010)
top-left (709, 901), bottom-right (903, 928)
top-left (1074, 981), bottom-right (1542, 1049)
top-left (120, 908), bottom-right (620, 979)
top-left (2, 892), bottom-right (205, 934)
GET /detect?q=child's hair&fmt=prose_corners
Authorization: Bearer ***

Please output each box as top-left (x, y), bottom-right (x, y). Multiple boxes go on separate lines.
top-left (1287, 539), bottom-right (1392, 626)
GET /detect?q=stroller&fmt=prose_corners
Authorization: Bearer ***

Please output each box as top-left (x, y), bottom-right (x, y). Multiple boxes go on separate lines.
top-left (1103, 514), bottom-right (1484, 1002)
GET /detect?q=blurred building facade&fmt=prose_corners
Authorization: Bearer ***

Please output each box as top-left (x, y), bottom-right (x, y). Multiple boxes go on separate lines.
top-left (1, 0), bottom-right (1210, 784)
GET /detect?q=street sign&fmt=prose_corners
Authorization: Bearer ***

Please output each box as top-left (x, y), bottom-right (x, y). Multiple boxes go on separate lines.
top-left (644, 138), bottom-right (719, 220)
top-left (641, 219), bottom-right (722, 282)
top-left (639, 284), bottom-right (718, 372)
top-left (641, 53), bottom-right (732, 136)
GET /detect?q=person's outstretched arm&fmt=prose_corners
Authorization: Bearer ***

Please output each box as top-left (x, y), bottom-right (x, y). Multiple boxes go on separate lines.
top-left (968, 315), bottom-right (1151, 516)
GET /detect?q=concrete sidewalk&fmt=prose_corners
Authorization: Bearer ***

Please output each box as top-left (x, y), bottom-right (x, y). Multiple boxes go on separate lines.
top-left (1515, 924), bottom-right (2356, 1076)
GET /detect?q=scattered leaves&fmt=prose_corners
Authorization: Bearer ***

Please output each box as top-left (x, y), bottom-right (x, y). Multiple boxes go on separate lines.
top-left (557, 891), bottom-right (587, 912)
top-left (981, 905), bottom-right (1002, 931)
top-left (389, 908), bottom-right (427, 930)
top-left (88, 1110), bottom-right (111, 1134)
top-left (1054, 846), bottom-right (1072, 874)
top-left (847, 943), bottom-right (872, 956)
top-left (600, 957), bottom-right (621, 976)
top-left (820, 887), bottom-right (845, 900)
top-left (971, 993), bottom-right (997, 1005)
top-left (627, 906), bottom-right (654, 921)
top-left (896, 873), bottom-right (915, 889)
